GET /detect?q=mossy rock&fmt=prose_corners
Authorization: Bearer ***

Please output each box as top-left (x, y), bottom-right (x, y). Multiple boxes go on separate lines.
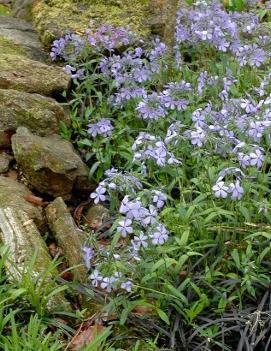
top-left (0, 4), bottom-right (11, 16)
top-left (12, 127), bottom-right (89, 199)
top-left (0, 17), bottom-right (47, 61)
top-left (31, 0), bottom-right (152, 46)
top-left (0, 89), bottom-right (70, 145)
top-left (0, 35), bottom-right (27, 56)
top-left (0, 54), bottom-right (70, 95)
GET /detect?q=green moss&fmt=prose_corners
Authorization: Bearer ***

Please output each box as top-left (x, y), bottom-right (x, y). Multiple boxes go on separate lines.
top-left (0, 4), bottom-right (11, 16)
top-left (32, 0), bottom-right (151, 46)
top-left (0, 36), bottom-right (27, 57)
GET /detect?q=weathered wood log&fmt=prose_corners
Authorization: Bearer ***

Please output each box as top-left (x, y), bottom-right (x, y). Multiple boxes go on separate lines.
top-left (149, 0), bottom-right (188, 50)
top-left (163, 0), bottom-right (179, 49)
top-left (46, 197), bottom-right (88, 284)
top-left (0, 207), bottom-right (71, 312)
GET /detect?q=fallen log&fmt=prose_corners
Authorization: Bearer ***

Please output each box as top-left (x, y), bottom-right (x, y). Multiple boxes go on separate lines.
top-left (0, 207), bottom-right (71, 312)
top-left (46, 197), bottom-right (89, 284)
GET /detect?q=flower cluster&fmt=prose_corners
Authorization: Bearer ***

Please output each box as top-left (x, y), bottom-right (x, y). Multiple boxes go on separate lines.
top-left (87, 168), bottom-right (169, 293)
top-left (212, 167), bottom-right (245, 200)
top-left (175, 2), bottom-right (269, 67)
top-left (86, 24), bottom-right (138, 52)
top-left (132, 132), bottom-right (181, 167)
top-left (50, 33), bottom-right (85, 61)
top-left (87, 118), bottom-right (114, 138)
top-left (90, 168), bottom-right (143, 204)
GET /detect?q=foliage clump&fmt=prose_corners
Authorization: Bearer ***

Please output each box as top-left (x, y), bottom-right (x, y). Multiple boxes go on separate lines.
top-left (50, 1), bottom-right (271, 349)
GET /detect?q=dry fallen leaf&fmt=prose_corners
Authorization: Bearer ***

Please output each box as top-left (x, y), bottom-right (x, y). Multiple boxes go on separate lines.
top-left (5, 169), bottom-right (18, 181)
top-left (68, 324), bottom-right (105, 351)
top-left (133, 305), bottom-right (155, 316)
top-left (73, 200), bottom-right (91, 226)
top-left (23, 194), bottom-right (48, 207)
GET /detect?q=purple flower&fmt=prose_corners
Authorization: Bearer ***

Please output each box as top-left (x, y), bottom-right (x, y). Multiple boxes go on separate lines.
top-left (151, 224), bottom-right (169, 245)
top-left (249, 149), bottom-right (264, 168)
top-left (212, 181), bottom-right (229, 198)
top-left (117, 218), bottom-right (134, 237)
top-left (228, 180), bottom-right (244, 200)
top-left (190, 127), bottom-right (207, 147)
top-left (50, 33), bottom-right (85, 61)
top-left (83, 246), bottom-right (94, 269)
top-left (141, 205), bottom-right (157, 226)
top-left (101, 276), bottom-right (116, 292)
top-left (240, 99), bottom-right (258, 114)
top-left (90, 185), bottom-right (106, 204)
top-left (238, 152), bottom-right (251, 168)
top-left (87, 118), bottom-right (114, 138)
top-left (89, 270), bottom-right (103, 287)
top-left (136, 93), bottom-right (167, 120)
top-left (132, 232), bottom-right (148, 249)
top-left (247, 121), bottom-right (266, 141)
top-left (119, 196), bottom-right (143, 220)
top-left (152, 190), bottom-right (167, 209)
top-left (121, 280), bottom-right (133, 292)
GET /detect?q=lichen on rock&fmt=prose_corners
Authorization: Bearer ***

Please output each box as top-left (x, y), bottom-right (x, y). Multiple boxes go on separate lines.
top-left (0, 17), bottom-right (47, 61)
top-left (0, 89), bottom-right (70, 145)
top-left (12, 127), bottom-right (90, 199)
top-left (0, 34), bottom-right (27, 56)
top-left (31, 0), bottom-right (152, 46)
top-left (0, 53), bottom-right (70, 96)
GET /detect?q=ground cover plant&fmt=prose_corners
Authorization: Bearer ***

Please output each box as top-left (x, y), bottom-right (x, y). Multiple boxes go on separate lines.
top-left (34, 0), bottom-right (271, 349)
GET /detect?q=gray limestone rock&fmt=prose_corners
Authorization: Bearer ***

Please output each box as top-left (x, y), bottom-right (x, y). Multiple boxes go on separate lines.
top-left (0, 16), bottom-right (47, 61)
top-left (12, 0), bottom-right (33, 21)
top-left (12, 127), bottom-right (90, 199)
top-left (0, 89), bottom-right (70, 146)
top-left (0, 54), bottom-right (70, 96)
top-left (0, 175), bottom-right (44, 229)
top-left (0, 153), bottom-right (12, 172)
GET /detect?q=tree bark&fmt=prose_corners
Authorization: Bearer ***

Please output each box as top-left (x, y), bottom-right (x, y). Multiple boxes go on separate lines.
top-left (0, 207), bottom-right (71, 312)
top-left (46, 197), bottom-right (88, 284)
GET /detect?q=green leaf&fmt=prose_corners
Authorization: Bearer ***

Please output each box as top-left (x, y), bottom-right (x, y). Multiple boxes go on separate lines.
top-left (165, 283), bottom-right (188, 304)
top-left (156, 308), bottom-right (170, 325)
top-left (231, 249), bottom-right (240, 270)
top-left (151, 258), bottom-right (177, 273)
top-left (179, 229), bottom-right (190, 247)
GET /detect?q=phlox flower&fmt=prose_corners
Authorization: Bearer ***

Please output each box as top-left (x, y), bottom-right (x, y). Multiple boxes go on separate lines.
top-left (121, 280), bottom-right (133, 292)
top-left (212, 181), bottom-right (229, 198)
top-left (101, 276), bottom-right (116, 293)
top-left (151, 224), bottom-right (169, 245)
top-left (89, 270), bottom-right (103, 287)
top-left (117, 218), bottom-right (134, 237)
top-left (90, 185), bottom-right (106, 204)
top-left (228, 180), bottom-right (244, 200)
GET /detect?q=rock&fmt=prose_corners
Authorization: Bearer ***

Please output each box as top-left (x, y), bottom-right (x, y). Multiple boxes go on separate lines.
top-left (0, 1), bottom-right (12, 4)
top-left (86, 204), bottom-right (110, 230)
top-left (0, 17), bottom-right (47, 61)
top-left (32, 0), bottom-right (152, 46)
top-left (0, 89), bottom-right (70, 146)
top-left (0, 3), bottom-right (10, 15)
top-left (0, 54), bottom-right (70, 96)
top-left (0, 153), bottom-right (12, 172)
top-left (12, 0), bottom-right (33, 21)
top-left (46, 197), bottom-right (88, 283)
top-left (0, 207), bottom-right (71, 312)
top-left (0, 176), bottom-right (44, 229)
top-left (12, 127), bottom-right (89, 199)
